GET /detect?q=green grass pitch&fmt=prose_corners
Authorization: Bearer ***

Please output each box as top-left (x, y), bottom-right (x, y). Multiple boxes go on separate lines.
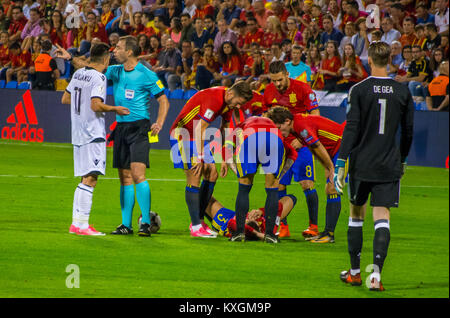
top-left (0, 139), bottom-right (448, 298)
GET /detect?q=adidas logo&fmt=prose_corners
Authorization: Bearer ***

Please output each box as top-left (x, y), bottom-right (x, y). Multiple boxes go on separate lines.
top-left (1, 90), bottom-right (44, 143)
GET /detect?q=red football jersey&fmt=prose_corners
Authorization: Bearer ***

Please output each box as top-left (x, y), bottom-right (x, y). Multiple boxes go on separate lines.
top-left (264, 78), bottom-right (319, 114)
top-left (170, 87), bottom-right (231, 138)
top-left (292, 114), bottom-right (345, 158)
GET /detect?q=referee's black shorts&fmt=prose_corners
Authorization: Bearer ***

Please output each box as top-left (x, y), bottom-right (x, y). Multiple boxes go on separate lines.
top-left (109, 119), bottom-right (151, 169)
top-left (349, 176), bottom-right (400, 208)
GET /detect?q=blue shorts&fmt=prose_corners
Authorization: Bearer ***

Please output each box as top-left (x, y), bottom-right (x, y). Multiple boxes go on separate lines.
top-left (236, 132), bottom-right (285, 178)
top-left (280, 147), bottom-right (315, 185)
top-left (170, 137), bottom-right (214, 169)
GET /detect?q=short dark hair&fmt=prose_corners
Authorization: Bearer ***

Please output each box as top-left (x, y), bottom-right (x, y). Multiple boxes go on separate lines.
top-left (119, 35), bottom-right (141, 57)
top-left (391, 3), bottom-right (404, 11)
top-left (230, 81), bottom-right (253, 103)
top-left (90, 43), bottom-right (111, 63)
top-left (41, 39), bottom-right (52, 52)
top-left (266, 106), bottom-right (293, 124)
top-left (368, 41), bottom-right (391, 67)
top-left (9, 42), bottom-right (21, 51)
top-left (425, 22), bottom-right (438, 32)
top-left (11, 6), bottom-right (22, 13)
top-left (269, 60), bottom-right (287, 74)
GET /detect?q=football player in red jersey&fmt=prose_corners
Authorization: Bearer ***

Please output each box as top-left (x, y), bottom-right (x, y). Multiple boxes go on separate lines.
top-left (170, 82), bottom-right (253, 238)
top-left (223, 116), bottom-right (298, 243)
top-left (267, 106), bottom-right (347, 244)
top-left (264, 61), bottom-right (321, 240)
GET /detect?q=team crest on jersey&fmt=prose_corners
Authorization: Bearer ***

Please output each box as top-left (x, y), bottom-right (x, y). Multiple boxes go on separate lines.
top-left (271, 98), bottom-right (278, 104)
top-left (289, 93), bottom-right (297, 104)
top-left (300, 129), bottom-right (309, 138)
top-left (204, 109), bottom-right (214, 120)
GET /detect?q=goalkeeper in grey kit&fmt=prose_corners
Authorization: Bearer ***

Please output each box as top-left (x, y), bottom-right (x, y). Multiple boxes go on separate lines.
top-left (333, 42), bottom-right (414, 291)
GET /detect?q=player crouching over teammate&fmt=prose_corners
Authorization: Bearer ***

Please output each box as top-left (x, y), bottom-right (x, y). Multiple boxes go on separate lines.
top-left (204, 194), bottom-right (298, 240)
top-left (62, 43), bottom-right (130, 236)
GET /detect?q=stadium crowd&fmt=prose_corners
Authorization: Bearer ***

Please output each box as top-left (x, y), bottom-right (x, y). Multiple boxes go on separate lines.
top-left (0, 0), bottom-right (448, 110)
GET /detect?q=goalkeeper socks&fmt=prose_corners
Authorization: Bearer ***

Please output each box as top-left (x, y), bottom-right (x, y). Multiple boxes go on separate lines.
top-left (325, 194), bottom-right (341, 233)
top-left (264, 187), bottom-right (279, 235)
top-left (73, 183), bottom-right (94, 230)
top-left (199, 180), bottom-right (215, 221)
top-left (347, 217), bottom-right (364, 273)
top-left (185, 185), bottom-right (201, 226)
top-left (235, 183), bottom-right (252, 234)
top-left (136, 180), bottom-right (151, 225)
top-left (373, 219), bottom-right (390, 274)
top-left (120, 184), bottom-right (135, 229)
top-left (304, 188), bottom-right (319, 226)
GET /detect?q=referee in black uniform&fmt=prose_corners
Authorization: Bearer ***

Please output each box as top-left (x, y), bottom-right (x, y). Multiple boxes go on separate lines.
top-left (334, 42), bottom-right (414, 291)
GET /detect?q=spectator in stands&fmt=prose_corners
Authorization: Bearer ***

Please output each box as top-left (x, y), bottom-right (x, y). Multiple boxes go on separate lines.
top-left (296, 0), bottom-right (312, 32)
top-left (6, 41), bottom-right (31, 83)
top-left (182, 47), bottom-right (201, 90)
top-left (310, 5), bottom-right (324, 29)
top-left (339, 21), bottom-right (355, 56)
top-left (154, 14), bottom-right (170, 37)
top-left (47, 10), bottom-right (67, 49)
top-left (328, 0), bottom-right (342, 30)
top-left (285, 44), bottom-right (311, 83)
top-left (319, 40), bottom-right (342, 91)
top-left (395, 45), bottom-right (433, 101)
top-left (300, 26), bottom-right (312, 49)
top-left (243, 17), bottom-right (264, 52)
top-left (413, 24), bottom-right (428, 51)
top-left (0, 6), bottom-right (9, 33)
top-left (77, 11), bottom-right (107, 56)
top-left (153, 38), bottom-right (183, 90)
top-left (271, 1), bottom-right (290, 26)
top-left (180, 13), bottom-right (195, 46)
top-left (434, 0), bottom-right (449, 34)
top-left (245, 49), bottom-right (266, 84)
top-left (235, 20), bottom-right (247, 49)
top-left (20, 8), bottom-right (42, 48)
top-left (195, 43), bottom-right (220, 89)
top-left (336, 43), bottom-right (367, 91)
top-left (416, 2), bottom-right (435, 25)
top-left (120, 5), bottom-right (145, 37)
top-left (320, 14), bottom-right (344, 50)
top-left (399, 17), bottom-right (418, 48)
top-left (425, 23), bottom-right (442, 52)
top-left (390, 3), bottom-right (407, 34)
top-left (170, 17), bottom-right (183, 45)
top-left (281, 38), bottom-right (292, 62)
top-left (180, 39), bottom-right (194, 87)
top-left (263, 15), bottom-right (284, 49)
top-left (286, 16), bottom-right (302, 45)
top-left (8, 6), bottom-right (27, 43)
top-left (253, 0), bottom-right (272, 29)
top-left (270, 42), bottom-right (285, 62)
top-left (306, 45), bottom-right (321, 82)
top-left (159, 0), bottom-right (182, 27)
top-left (216, 40), bottom-right (241, 86)
top-left (308, 19), bottom-right (322, 49)
top-left (380, 17), bottom-right (401, 44)
top-left (137, 34), bottom-right (150, 57)
top-left (388, 40), bottom-right (403, 78)
top-left (352, 18), bottom-right (370, 71)
top-left (217, 0), bottom-right (241, 29)
top-left (191, 17), bottom-right (209, 49)
top-left (143, 35), bottom-right (162, 66)
top-left (341, 0), bottom-right (368, 30)
top-left (204, 15), bottom-right (218, 46)
top-left (32, 39), bottom-right (59, 90)
top-left (100, 1), bottom-right (115, 27)
top-left (193, 0), bottom-right (215, 19)
top-left (430, 48), bottom-right (445, 78)
top-left (440, 33), bottom-right (449, 57)
top-left (238, 0), bottom-right (253, 22)
top-left (397, 45), bottom-right (413, 77)
top-left (426, 61), bottom-right (449, 111)
top-left (183, 0), bottom-right (197, 18)
top-left (0, 31), bottom-right (9, 79)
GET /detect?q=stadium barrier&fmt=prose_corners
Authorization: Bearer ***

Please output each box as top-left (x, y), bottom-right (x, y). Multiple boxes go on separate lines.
top-left (0, 89), bottom-right (448, 168)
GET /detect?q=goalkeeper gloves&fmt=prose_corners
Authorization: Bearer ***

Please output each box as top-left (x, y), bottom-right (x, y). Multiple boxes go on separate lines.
top-left (333, 158), bottom-right (346, 196)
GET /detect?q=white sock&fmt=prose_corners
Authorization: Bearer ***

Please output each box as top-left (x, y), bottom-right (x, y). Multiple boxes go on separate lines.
top-left (350, 269), bottom-right (361, 276)
top-left (76, 183), bottom-right (94, 230)
top-left (192, 224), bottom-right (202, 232)
top-left (72, 186), bottom-right (81, 227)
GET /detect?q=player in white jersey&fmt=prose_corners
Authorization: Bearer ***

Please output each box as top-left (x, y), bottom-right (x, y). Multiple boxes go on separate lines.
top-left (61, 43), bottom-right (130, 236)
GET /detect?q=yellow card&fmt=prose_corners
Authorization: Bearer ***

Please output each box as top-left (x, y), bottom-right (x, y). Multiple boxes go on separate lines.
top-left (148, 131), bottom-right (159, 143)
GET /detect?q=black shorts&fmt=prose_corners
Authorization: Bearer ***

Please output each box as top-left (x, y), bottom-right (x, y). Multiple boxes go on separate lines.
top-left (349, 177), bottom-right (400, 208)
top-left (109, 119), bottom-right (151, 169)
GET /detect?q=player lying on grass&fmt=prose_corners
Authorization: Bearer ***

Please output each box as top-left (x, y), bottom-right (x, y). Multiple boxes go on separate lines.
top-left (204, 194), bottom-right (298, 240)
top-left (267, 107), bottom-right (347, 244)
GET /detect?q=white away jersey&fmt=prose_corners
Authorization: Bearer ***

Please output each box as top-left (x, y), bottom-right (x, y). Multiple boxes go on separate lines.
top-left (66, 67), bottom-right (107, 146)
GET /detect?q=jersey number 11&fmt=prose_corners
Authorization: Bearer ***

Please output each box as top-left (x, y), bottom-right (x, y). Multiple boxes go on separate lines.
top-left (74, 87), bottom-right (82, 115)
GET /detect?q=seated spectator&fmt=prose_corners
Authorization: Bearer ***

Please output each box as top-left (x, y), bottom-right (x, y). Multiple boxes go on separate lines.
top-left (416, 2), bottom-right (435, 25)
top-left (0, 31), bottom-right (10, 75)
top-left (32, 39), bottom-right (59, 90)
top-left (215, 40), bottom-right (241, 86)
top-left (426, 61), bottom-right (449, 111)
top-left (153, 38), bottom-right (183, 90)
top-left (217, 0), bottom-right (241, 29)
top-left (235, 20), bottom-right (247, 49)
top-left (245, 49), bottom-right (266, 84)
top-left (170, 17), bottom-right (183, 45)
top-left (297, 0), bottom-right (313, 32)
top-left (440, 32), bottom-right (449, 57)
top-left (195, 43), bottom-right (220, 89)
top-left (47, 10), bottom-right (67, 49)
top-left (180, 13), bottom-right (195, 46)
top-left (153, 14), bottom-right (170, 37)
top-left (328, 0), bottom-right (342, 30)
top-left (141, 12), bottom-right (157, 38)
top-left (318, 40), bottom-right (342, 91)
top-left (193, 0), bottom-right (215, 19)
top-left (6, 41), bottom-right (31, 83)
top-left (286, 16), bottom-right (302, 45)
top-left (399, 17), bottom-right (418, 48)
top-left (341, 0), bottom-right (368, 30)
top-left (395, 45), bottom-right (433, 101)
top-left (190, 17), bottom-right (209, 49)
top-left (339, 21), bottom-right (356, 56)
top-left (143, 35), bottom-right (162, 66)
top-left (397, 45), bottom-right (413, 76)
top-left (300, 26), bottom-right (313, 50)
top-left (434, 0), bottom-right (449, 34)
top-left (0, 6), bottom-right (9, 33)
top-left (183, 0), bottom-right (197, 18)
top-left (380, 17), bottom-right (401, 44)
top-left (308, 20), bottom-right (322, 49)
top-left (390, 3), bottom-right (408, 34)
top-left (270, 1), bottom-right (290, 26)
top-left (77, 11), bottom-right (108, 56)
top-left (213, 18), bottom-right (237, 53)
top-left (425, 23), bottom-right (442, 53)
top-left (204, 15), bottom-right (218, 46)
top-left (8, 6), bottom-right (28, 43)
top-left (263, 15), bottom-right (284, 49)
top-left (239, 0), bottom-right (254, 22)
top-left (281, 39), bottom-right (292, 62)
top-left (120, 5), bottom-right (145, 37)
top-left (180, 40), bottom-right (194, 87)
top-left (388, 40), bottom-right (403, 78)
top-left (371, 30), bottom-right (382, 42)
top-left (306, 45), bottom-right (321, 81)
top-left (243, 17), bottom-right (264, 52)
top-left (100, 1), bottom-right (115, 27)
top-left (137, 34), bottom-right (150, 57)
top-left (430, 48), bottom-right (445, 78)
top-left (253, 0), bottom-right (272, 29)
top-left (336, 43), bottom-right (367, 91)
top-left (158, 0), bottom-right (182, 27)
top-left (182, 47), bottom-right (202, 90)
top-left (20, 8), bottom-right (42, 49)
top-left (270, 42), bottom-right (285, 62)
top-left (413, 24), bottom-right (428, 52)
top-left (351, 18), bottom-right (370, 68)
top-left (310, 4), bottom-right (324, 30)
top-left (285, 44), bottom-right (311, 84)
top-left (320, 14), bottom-right (344, 50)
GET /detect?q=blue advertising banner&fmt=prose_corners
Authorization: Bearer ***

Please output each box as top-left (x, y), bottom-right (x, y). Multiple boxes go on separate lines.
top-left (0, 89), bottom-right (448, 168)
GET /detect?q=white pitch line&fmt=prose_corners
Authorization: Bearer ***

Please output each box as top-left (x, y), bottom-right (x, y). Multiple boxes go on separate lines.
top-left (0, 174), bottom-right (448, 188)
